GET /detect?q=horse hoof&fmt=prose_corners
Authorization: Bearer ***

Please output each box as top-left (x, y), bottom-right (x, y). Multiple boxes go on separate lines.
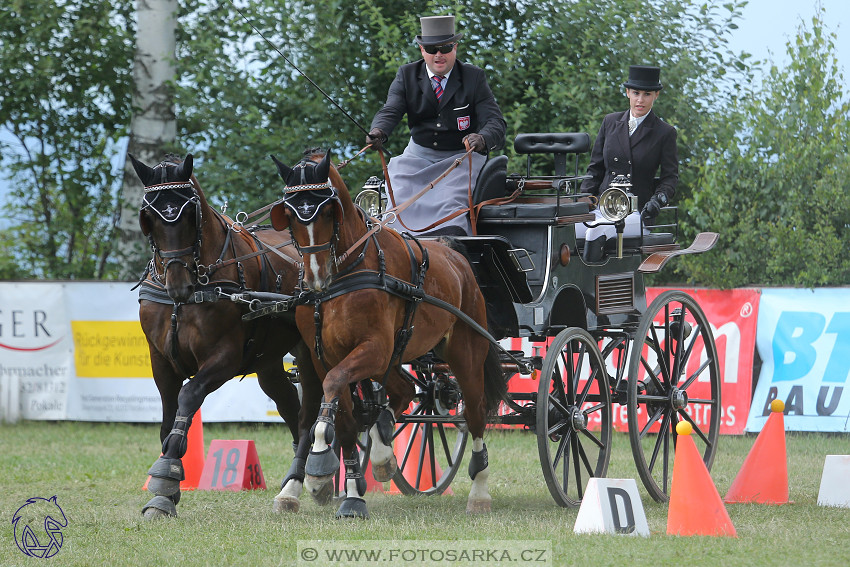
top-left (466, 498), bottom-right (492, 514)
top-left (370, 456), bottom-right (397, 482)
top-left (336, 497), bottom-right (369, 519)
top-left (305, 475), bottom-right (335, 506)
top-left (273, 496), bottom-right (300, 514)
top-left (142, 495), bottom-right (177, 519)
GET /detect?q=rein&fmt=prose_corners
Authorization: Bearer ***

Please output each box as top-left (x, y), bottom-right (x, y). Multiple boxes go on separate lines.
top-left (336, 147), bottom-right (475, 264)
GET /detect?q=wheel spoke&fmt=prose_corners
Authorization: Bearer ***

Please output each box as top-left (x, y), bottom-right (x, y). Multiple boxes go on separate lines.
top-left (677, 409), bottom-right (714, 447)
top-left (647, 411), bottom-right (671, 475)
top-left (579, 427), bottom-right (605, 450)
top-left (437, 423), bottom-right (453, 465)
top-left (680, 356), bottom-right (712, 391)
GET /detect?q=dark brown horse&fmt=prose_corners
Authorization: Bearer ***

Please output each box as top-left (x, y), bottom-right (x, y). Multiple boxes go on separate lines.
top-left (131, 153), bottom-right (322, 518)
top-left (268, 149), bottom-right (506, 518)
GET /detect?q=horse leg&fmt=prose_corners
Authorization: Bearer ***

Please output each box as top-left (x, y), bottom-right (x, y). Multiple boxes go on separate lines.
top-left (272, 341), bottom-right (324, 513)
top-left (335, 439), bottom-right (369, 519)
top-left (443, 332), bottom-right (494, 514)
top-left (369, 369), bottom-right (415, 482)
top-left (303, 393), bottom-right (344, 502)
top-left (144, 368), bottom-right (227, 519)
top-left (142, 352), bottom-right (185, 519)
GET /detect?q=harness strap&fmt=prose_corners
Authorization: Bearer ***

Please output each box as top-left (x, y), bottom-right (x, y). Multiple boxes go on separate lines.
top-left (336, 148), bottom-right (474, 264)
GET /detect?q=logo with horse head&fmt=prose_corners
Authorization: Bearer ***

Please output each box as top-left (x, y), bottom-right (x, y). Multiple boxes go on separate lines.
top-left (12, 496), bottom-right (67, 559)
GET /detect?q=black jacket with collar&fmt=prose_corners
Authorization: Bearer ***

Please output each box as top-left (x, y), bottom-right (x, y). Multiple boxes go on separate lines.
top-left (370, 59), bottom-right (506, 153)
top-left (580, 109), bottom-right (678, 208)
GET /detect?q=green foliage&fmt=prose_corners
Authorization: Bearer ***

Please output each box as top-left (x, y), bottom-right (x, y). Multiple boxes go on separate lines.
top-left (2, 0), bottom-right (849, 287)
top-left (682, 8), bottom-right (850, 287)
top-left (0, 0), bottom-right (134, 279)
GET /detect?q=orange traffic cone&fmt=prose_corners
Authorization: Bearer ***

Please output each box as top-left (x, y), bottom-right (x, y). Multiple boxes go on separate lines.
top-left (144, 410), bottom-right (205, 491)
top-left (725, 399), bottom-right (789, 504)
top-left (388, 425), bottom-right (453, 495)
top-left (667, 420), bottom-right (736, 537)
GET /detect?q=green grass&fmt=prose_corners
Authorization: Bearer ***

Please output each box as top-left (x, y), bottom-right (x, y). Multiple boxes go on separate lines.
top-left (1, 422), bottom-right (849, 566)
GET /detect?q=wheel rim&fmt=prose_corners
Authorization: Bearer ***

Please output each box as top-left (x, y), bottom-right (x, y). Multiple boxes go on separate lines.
top-left (537, 328), bottom-right (612, 507)
top-left (392, 371), bottom-right (468, 495)
top-left (627, 291), bottom-right (721, 502)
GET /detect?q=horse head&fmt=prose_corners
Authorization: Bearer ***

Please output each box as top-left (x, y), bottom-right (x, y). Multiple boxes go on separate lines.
top-left (269, 149), bottom-right (348, 291)
top-left (130, 153), bottom-right (203, 303)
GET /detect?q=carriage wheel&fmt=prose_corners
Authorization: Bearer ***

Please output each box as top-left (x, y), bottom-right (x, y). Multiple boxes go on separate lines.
top-left (391, 370), bottom-right (468, 496)
top-left (627, 290), bottom-right (721, 502)
top-left (537, 327), bottom-right (612, 507)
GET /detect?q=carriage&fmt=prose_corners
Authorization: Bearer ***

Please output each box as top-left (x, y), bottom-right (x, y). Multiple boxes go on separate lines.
top-left (245, 131), bottom-right (721, 509)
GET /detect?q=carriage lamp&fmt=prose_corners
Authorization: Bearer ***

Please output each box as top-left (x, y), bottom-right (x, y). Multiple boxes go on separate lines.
top-left (355, 176), bottom-right (387, 217)
top-left (598, 176), bottom-right (638, 223)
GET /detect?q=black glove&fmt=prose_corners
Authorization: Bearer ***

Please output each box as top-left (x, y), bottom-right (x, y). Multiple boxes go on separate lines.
top-left (641, 191), bottom-right (668, 220)
top-left (463, 133), bottom-right (487, 154)
top-left (366, 128), bottom-right (386, 151)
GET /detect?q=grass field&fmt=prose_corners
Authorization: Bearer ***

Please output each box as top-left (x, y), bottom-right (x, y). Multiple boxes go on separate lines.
top-left (1, 421), bottom-right (848, 566)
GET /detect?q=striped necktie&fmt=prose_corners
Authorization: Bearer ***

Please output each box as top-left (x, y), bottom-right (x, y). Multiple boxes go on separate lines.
top-left (432, 75), bottom-right (444, 100)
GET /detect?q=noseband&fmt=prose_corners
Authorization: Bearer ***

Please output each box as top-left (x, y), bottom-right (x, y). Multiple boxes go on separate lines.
top-left (140, 167), bottom-right (205, 286)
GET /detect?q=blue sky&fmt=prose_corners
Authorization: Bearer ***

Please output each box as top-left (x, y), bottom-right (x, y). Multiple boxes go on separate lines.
top-left (727, 0), bottom-right (849, 82)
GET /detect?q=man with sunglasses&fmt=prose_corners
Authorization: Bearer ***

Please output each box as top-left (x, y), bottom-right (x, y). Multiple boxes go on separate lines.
top-left (367, 15), bottom-right (506, 236)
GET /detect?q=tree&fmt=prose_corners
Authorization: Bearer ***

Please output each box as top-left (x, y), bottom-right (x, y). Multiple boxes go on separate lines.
top-left (0, 0), bottom-right (134, 279)
top-left (682, 8), bottom-right (850, 287)
top-left (116, 0), bottom-right (180, 279)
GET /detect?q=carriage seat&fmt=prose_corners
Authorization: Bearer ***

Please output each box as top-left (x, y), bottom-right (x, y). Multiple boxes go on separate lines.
top-left (472, 154), bottom-right (509, 205)
top-left (477, 201), bottom-right (590, 221)
top-left (514, 132), bottom-right (591, 177)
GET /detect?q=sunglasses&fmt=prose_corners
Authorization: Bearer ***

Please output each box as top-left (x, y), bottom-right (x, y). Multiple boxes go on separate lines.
top-left (423, 43), bottom-right (456, 55)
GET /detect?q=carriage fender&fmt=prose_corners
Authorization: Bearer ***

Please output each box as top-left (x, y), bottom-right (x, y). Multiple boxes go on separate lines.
top-left (549, 285), bottom-right (588, 330)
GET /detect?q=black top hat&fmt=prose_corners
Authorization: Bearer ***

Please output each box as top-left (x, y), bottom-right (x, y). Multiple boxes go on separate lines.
top-left (415, 15), bottom-right (464, 46)
top-left (623, 65), bottom-right (663, 91)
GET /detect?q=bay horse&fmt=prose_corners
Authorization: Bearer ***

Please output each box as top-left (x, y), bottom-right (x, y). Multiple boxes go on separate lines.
top-left (130, 153), bottom-right (323, 518)
top-left (268, 149), bottom-right (506, 518)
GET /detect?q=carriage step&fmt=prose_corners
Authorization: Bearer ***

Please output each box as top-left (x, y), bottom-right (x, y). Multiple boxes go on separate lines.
top-left (638, 232), bottom-right (719, 274)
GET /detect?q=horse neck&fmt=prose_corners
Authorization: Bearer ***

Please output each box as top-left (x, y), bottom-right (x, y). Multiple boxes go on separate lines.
top-left (191, 176), bottom-right (227, 263)
top-left (329, 167), bottom-right (366, 252)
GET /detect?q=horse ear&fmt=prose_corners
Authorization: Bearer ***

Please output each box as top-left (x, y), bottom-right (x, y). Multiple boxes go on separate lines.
top-left (270, 202), bottom-right (290, 231)
top-left (316, 151), bottom-right (331, 182)
top-left (270, 155), bottom-right (293, 183)
top-left (129, 153), bottom-right (156, 186)
top-left (139, 210), bottom-right (152, 236)
top-left (175, 153), bottom-right (193, 181)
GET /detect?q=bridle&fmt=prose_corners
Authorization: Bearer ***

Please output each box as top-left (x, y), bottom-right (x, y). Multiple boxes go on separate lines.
top-left (280, 160), bottom-right (342, 263)
top-left (140, 171), bottom-right (206, 286)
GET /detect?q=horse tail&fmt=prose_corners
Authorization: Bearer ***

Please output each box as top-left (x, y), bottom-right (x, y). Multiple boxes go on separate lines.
top-left (483, 341), bottom-right (509, 415)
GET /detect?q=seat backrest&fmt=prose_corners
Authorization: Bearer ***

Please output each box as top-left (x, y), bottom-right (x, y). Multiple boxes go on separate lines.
top-left (514, 132), bottom-right (591, 177)
top-left (472, 154), bottom-right (508, 205)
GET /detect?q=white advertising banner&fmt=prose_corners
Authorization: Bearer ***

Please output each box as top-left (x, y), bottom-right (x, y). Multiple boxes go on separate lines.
top-left (1, 282), bottom-right (290, 423)
top-left (748, 289), bottom-right (850, 432)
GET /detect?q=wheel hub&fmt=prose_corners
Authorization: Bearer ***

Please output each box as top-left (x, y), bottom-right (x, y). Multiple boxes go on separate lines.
top-left (569, 407), bottom-right (588, 431)
top-left (670, 388), bottom-right (688, 410)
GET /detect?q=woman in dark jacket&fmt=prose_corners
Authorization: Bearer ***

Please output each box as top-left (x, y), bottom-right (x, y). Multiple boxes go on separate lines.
top-left (578, 65), bottom-right (678, 262)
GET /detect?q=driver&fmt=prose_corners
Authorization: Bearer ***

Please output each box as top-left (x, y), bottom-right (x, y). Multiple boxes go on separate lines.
top-left (577, 65), bottom-right (678, 262)
top-left (366, 15), bottom-right (506, 236)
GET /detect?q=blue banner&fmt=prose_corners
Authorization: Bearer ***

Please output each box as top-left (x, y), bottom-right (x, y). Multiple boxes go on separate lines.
top-left (748, 289), bottom-right (850, 432)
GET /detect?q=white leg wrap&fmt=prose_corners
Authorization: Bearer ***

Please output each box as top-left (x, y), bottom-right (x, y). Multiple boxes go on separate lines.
top-left (369, 424), bottom-right (394, 466)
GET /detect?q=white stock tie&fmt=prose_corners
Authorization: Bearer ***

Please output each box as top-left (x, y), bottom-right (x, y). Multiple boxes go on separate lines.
top-left (628, 116), bottom-right (638, 136)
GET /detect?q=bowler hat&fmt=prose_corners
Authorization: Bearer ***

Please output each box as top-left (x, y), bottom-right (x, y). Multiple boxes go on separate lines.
top-left (623, 65), bottom-right (663, 91)
top-left (415, 15), bottom-right (464, 46)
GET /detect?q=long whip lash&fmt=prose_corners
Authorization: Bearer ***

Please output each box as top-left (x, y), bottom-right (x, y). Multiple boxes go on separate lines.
top-left (225, 0), bottom-right (370, 136)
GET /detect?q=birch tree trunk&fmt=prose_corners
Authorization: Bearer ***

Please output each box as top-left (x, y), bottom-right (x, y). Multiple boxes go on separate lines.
top-left (117, 0), bottom-right (178, 278)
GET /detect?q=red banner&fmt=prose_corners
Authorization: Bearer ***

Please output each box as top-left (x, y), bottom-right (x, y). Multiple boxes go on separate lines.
top-left (503, 288), bottom-right (759, 434)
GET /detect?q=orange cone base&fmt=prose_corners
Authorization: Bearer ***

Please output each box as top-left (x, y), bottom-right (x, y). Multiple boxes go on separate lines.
top-left (388, 427), bottom-right (453, 495)
top-left (143, 410), bottom-right (205, 491)
top-left (667, 435), bottom-right (736, 537)
top-left (340, 458), bottom-right (385, 494)
top-left (725, 410), bottom-right (789, 504)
